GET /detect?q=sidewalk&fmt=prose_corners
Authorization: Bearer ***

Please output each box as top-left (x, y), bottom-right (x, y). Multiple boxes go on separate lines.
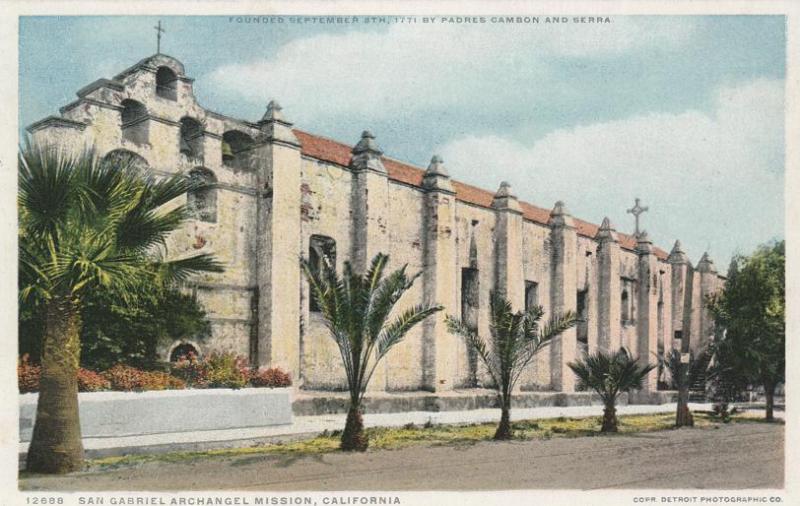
top-left (19, 401), bottom-right (753, 461)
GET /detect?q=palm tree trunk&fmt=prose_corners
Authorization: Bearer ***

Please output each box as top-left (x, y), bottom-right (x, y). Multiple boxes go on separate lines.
top-left (341, 403), bottom-right (368, 451)
top-left (676, 386), bottom-right (694, 427)
top-left (26, 297), bottom-right (84, 474)
top-left (764, 383), bottom-right (775, 422)
top-left (494, 395), bottom-right (512, 440)
top-left (601, 401), bottom-right (618, 433)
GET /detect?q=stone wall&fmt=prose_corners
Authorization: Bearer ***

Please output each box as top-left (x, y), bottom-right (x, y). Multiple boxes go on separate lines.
top-left (27, 53), bottom-right (726, 396)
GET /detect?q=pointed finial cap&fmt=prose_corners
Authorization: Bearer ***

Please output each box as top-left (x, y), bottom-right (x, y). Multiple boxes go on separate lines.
top-left (423, 154), bottom-right (454, 193)
top-left (350, 130), bottom-right (386, 173)
top-left (495, 181), bottom-right (514, 198)
top-left (595, 217), bottom-right (619, 242)
top-left (257, 99), bottom-right (299, 147)
top-left (352, 130), bottom-right (383, 155)
top-left (552, 201), bottom-right (569, 216)
top-left (426, 155), bottom-right (448, 177)
top-left (668, 240), bottom-right (689, 264)
top-left (262, 100), bottom-right (287, 123)
top-left (697, 252), bottom-right (718, 273)
top-left (491, 181), bottom-right (521, 213)
top-left (548, 200), bottom-right (574, 227)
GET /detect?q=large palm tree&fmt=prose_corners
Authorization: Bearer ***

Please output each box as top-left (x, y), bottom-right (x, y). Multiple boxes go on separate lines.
top-left (568, 348), bottom-right (655, 433)
top-left (446, 293), bottom-right (576, 440)
top-left (658, 347), bottom-right (714, 427)
top-left (19, 143), bottom-right (222, 473)
top-left (301, 253), bottom-right (442, 451)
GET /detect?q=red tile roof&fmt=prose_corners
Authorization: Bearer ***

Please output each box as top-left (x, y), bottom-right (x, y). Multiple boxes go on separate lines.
top-left (295, 129), bottom-right (668, 260)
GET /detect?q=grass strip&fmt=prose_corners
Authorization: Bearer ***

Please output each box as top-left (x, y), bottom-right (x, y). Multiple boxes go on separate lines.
top-left (79, 412), bottom-right (777, 472)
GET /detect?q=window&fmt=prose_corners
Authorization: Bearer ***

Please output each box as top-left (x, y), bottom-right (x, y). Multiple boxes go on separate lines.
top-left (156, 66), bottom-right (178, 100)
top-left (222, 130), bottom-right (255, 169)
top-left (120, 99), bottom-right (148, 144)
top-left (524, 281), bottom-right (539, 312)
top-left (621, 289), bottom-right (630, 324)
top-left (308, 235), bottom-right (336, 312)
top-left (621, 278), bottom-right (636, 325)
top-left (179, 117), bottom-right (204, 159)
top-left (577, 289), bottom-right (589, 344)
top-left (461, 267), bottom-right (480, 387)
top-left (187, 168), bottom-right (217, 223)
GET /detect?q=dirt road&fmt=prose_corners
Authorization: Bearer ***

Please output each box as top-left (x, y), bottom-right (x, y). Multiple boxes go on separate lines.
top-left (20, 422), bottom-right (783, 491)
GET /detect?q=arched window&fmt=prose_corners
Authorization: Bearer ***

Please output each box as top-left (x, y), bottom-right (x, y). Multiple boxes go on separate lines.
top-left (120, 99), bottom-right (148, 144)
top-left (179, 117), bottom-right (204, 159)
top-left (156, 66), bottom-right (178, 101)
top-left (102, 149), bottom-right (149, 173)
top-left (169, 342), bottom-right (199, 362)
top-left (187, 168), bottom-right (217, 223)
top-left (308, 235), bottom-right (336, 312)
top-left (221, 130), bottom-right (255, 169)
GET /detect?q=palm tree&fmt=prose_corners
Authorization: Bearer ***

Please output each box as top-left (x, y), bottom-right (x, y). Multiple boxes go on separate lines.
top-left (301, 253), bottom-right (442, 451)
top-left (446, 293), bottom-right (576, 440)
top-left (19, 143), bottom-right (222, 473)
top-left (568, 348), bottom-right (655, 433)
top-left (658, 347), bottom-right (714, 427)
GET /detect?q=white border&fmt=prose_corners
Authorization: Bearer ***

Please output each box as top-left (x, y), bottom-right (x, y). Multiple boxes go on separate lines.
top-left (1, 2), bottom-right (796, 505)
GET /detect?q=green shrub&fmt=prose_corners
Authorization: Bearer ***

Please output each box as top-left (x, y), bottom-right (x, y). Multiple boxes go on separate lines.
top-left (204, 352), bottom-right (249, 389)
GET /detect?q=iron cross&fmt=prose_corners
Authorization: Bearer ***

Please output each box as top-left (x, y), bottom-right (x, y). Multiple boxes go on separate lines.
top-left (154, 20), bottom-right (165, 54)
top-left (627, 198), bottom-right (649, 236)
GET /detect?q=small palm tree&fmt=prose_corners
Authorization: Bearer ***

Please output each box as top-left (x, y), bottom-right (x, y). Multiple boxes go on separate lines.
top-left (568, 348), bottom-right (655, 433)
top-left (302, 253), bottom-right (442, 451)
top-left (446, 293), bottom-right (576, 440)
top-left (20, 143), bottom-right (222, 473)
top-left (658, 347), bottom-right (714, 427)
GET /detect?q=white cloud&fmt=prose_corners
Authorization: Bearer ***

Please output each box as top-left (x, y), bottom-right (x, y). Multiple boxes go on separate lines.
top-left (202, 17), bottom-right (696, 122)
top-left (438, 78), bottom-right (785, 265)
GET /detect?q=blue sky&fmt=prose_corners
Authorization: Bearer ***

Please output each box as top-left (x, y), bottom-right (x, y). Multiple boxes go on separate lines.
top-left (19, 15), bottom-right (785, 267)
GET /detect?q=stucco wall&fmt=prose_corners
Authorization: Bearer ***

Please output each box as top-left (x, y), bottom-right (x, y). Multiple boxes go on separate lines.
top-left (27, 53), bottom-right (725, 396)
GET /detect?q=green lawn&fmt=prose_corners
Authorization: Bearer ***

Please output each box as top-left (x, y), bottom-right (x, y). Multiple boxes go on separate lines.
top-left (81, 412), bottom-right (776, 472)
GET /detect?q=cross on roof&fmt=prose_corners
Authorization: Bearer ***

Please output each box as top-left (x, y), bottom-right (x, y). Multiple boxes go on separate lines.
top-left (626, 197), bottom-right (649, 237)
top-left (154, 20), bottom-right (165, 54)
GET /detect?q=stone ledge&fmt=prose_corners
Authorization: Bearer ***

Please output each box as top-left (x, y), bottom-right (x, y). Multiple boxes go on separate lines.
top-left (292, 389), bottom-right (676, 416)
top-left (19, 387), bottom-right (292, 442)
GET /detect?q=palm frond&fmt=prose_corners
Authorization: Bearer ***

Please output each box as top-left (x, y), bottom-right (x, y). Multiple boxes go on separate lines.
top-left (156, 254), bottom-right (224, 285)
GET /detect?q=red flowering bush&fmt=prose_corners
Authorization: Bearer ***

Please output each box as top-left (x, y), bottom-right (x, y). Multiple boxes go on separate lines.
top-left (18, 354), bottom-right (40, 393)
top-left (204, 352), bottom-right (250, 389)
top-left (170, 352), bottom-right (209, 388)
top-left (140, 371), bottom-right (186, 391)
top-left (77, 368), bottom-right (111, 392)
top-left (102, 364), bottom-right (146, 391)
top-left (249, 367), bottom-right (292, 388)
top-left (103, 364), bottom-right (186, 391)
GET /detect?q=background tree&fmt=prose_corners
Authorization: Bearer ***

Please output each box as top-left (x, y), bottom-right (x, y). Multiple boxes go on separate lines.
top-left (19, 144), bottom-right (222, 473)
top-left (707, 241), bottom-right (784, 421)
top-left (658, 347), bottom-right (714, 427)
top-left (20, 285), bottom-right (210, 371)
top-left (446, 293), bottom-right (576, 440)
top-left (568, 348), bottom-right (655, 432)
top-left (302, 253), bottom-right (441, 451)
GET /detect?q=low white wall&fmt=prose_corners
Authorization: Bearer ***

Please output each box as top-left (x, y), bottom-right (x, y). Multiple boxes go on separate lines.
top-left (19, 388), bottom-right (292, 442)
